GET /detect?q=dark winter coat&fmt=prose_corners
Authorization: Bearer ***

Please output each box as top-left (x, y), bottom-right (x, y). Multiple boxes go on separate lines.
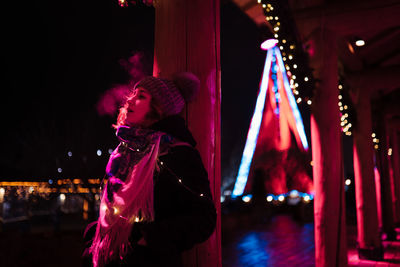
top-left (83, 115), bottom-right (216, 267)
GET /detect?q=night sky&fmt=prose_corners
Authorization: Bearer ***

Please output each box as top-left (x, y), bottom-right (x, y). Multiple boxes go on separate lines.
top-left (1, 1), bottom-right (313, 189)
top-left (1, 1), bottom-right (155, 180)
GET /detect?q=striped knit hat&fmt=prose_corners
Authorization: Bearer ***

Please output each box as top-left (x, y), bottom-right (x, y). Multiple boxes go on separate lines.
top-left (134, 72), bottom-right (200, 116)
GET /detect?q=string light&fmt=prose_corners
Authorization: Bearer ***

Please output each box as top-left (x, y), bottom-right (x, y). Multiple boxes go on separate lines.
top-left (259, 0), bottom-right (314, 106)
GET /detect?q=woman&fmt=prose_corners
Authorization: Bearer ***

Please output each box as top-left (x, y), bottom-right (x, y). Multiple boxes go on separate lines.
top-left (83, 72), bottom-right (216, 267)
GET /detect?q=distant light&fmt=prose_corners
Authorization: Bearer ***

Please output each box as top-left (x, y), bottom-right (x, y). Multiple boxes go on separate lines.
top-left (374, 144), bottom-right (379, 150)
top-left (372, 133), bottom-right (376, 138)
top-left (296, 98), bottom-right (302, 103)
top-left (278, 195), bottom-right (285, 202)
top-left (355, 39), bottom-right (365, 47)
top-left (388, 148), bottom-right (393, 156)
top-left (0, 187), bottom-right (4, 202)
top-left (60, 194), bottom-right (66, 201)
top-left (293, 64), bottom-right (297, 69)
top-left (347, 42), bottom-right (355, 54)
top-left (275, 16), bottom-right (279, 20)
top-left (310, 161), bottom-right (314, 166)
top-left (307, 100), bottom-right (312, 105)
top-left (242, 195), bottom-right (252, 203)
top-left (220, 196), bottom-right (226, 203)
top-left (289, 190), bottom-right (299, 198)
top-left (304, 77), bottom-right (309, 81)
top-left (108, 148), bottom-right (113, 154)
top-left (261, 39), bottom-right (278, 50)
top-left (338, 85), bottom-right (343, 90)
top-left (345, 179), bottom-right (351, 186)
top-left (48, 179), bottom-right (53, 184)
top-left (57, 168), bottom-right (62, 173)
top-left (95, 194), bottom-right (100, 201)
top-left (223, 190), bottom-right (232, 196)
top-left (266, 195), bottom-right (273, 202)
top-left (303, 195), bottom-right (310, 202)
top-left (97, 149), bottom-right (102, 156)
top-left (67, 151), bottom-right (72, 157)
top-left (134, 217), bottom-right (140, 222)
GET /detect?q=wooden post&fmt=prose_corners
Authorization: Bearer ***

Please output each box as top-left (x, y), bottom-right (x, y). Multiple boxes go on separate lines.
top-left (375, 111), bottom-right (397, 240)
top-left (352, 87), bottom-right (383, 260)
top-left (308, 28), bottom-right (348, 267)
top-left (388, 123), bottom-right (400, 224)
top-left (153, 0), bottom-right (221, 266)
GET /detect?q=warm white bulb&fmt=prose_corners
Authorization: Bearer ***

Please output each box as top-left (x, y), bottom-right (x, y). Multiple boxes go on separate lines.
top-left (355, 39), bottom-right (365, 47)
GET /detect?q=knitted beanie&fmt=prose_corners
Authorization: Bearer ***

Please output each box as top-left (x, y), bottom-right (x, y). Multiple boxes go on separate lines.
top-left (134, 72), bottom-right (200, 116)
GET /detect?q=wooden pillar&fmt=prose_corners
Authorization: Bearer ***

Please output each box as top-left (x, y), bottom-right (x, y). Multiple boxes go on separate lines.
top-left (352, 87), bottom-right (383, 260)
top-left (388, 123), bottom-right (400, 224)
top-left (308, 28), bottom-right (347, 267)
top-left (375, 112), bottom-right (397, 240)
top-left (153, 0), bottom-right (221, 266)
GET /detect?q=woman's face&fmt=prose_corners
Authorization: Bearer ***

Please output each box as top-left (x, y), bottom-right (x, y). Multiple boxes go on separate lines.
top-left (124, 87), bottom-right (152, 127)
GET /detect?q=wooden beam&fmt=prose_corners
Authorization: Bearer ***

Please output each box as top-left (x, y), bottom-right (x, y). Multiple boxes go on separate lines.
top-left (293, 0), bottom-right (400, 38)
top-left (347, 65), bottom-right (400, 95)
top-left (231, 0), bottom-right (269, 27)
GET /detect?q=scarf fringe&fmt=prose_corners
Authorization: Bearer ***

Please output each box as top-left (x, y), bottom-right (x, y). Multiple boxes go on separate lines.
top-left (91, 134), bottom-right (161, 267)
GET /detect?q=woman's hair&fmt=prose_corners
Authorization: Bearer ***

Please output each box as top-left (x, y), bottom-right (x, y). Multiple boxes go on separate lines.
top-left (113, 92), bottom-right (163, 129)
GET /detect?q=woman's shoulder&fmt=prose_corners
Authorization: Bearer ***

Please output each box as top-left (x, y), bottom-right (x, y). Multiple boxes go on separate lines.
top-left (163, 144), bottom-right (202, 165)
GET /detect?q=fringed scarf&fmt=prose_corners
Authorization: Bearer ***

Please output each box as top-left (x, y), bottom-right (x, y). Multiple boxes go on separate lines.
top-left (90, 126), bottom-right (167, 267)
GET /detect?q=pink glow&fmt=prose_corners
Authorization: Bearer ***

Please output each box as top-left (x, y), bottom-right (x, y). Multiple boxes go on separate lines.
top-left (97, 52), bottom-right (150, 116)
top-left (260, 39), bottom-right (278, 50)
top-left (374, 166), bottom-right (382, 228)
top-left (97, 84), bottom-right (130, 116)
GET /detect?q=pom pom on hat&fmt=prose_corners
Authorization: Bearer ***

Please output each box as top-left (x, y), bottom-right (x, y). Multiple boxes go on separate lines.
top-left (172, 72), bottom-right (200, 103)
top-left (134, 72), bottom-right (200, 116)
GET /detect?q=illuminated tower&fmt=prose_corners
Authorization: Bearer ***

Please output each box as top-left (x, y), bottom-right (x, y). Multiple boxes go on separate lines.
top-left (232, 39), bottom-right (309, 197)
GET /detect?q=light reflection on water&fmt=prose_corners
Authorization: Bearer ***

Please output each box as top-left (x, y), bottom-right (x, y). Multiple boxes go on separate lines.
top-left (228, 215), bottom-right (315, 267)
